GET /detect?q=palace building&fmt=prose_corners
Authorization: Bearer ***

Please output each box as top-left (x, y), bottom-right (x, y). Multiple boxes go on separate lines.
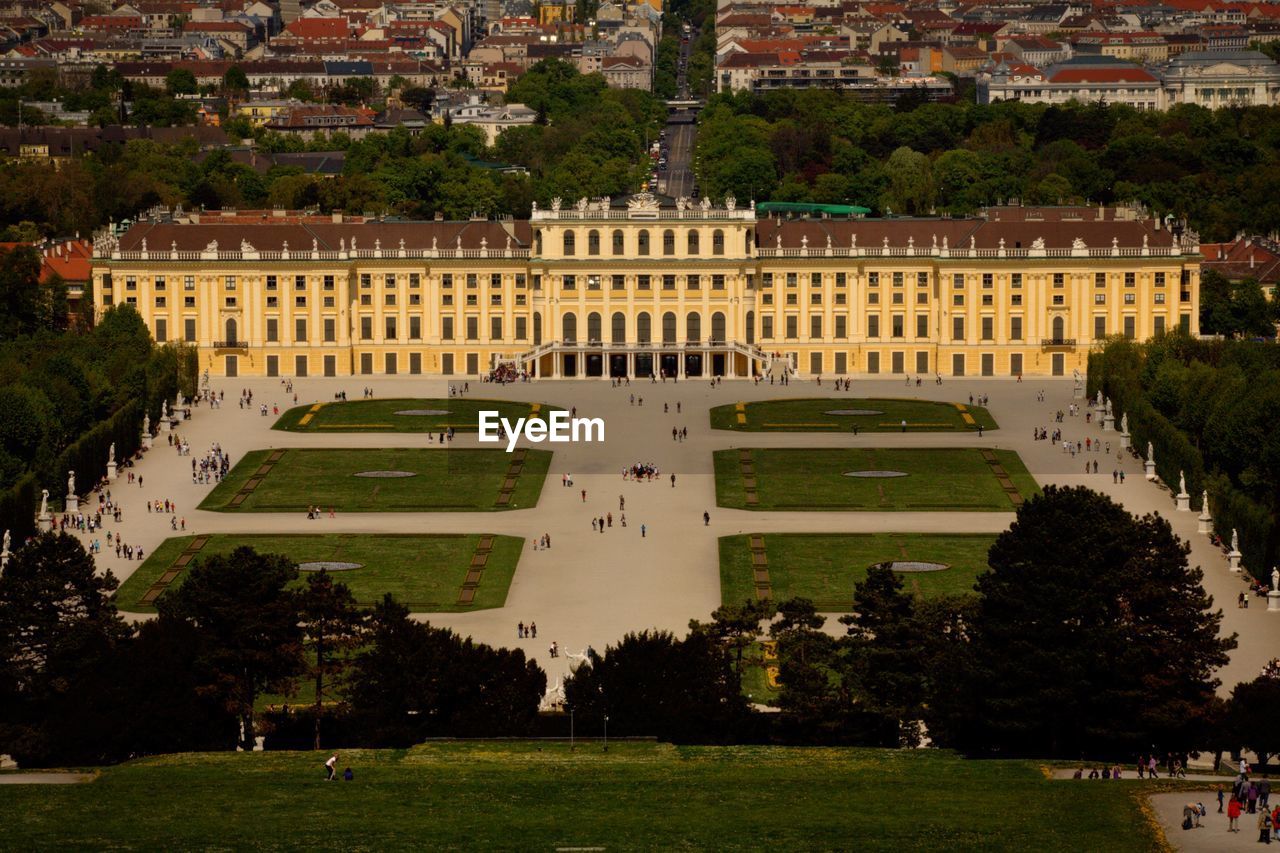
top-left (91, 195), bottom-right (1201, 379)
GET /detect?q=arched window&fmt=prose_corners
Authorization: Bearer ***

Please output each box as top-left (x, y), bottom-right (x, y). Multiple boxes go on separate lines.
top-left (1052, 316), bottom-right (1065, 341)
top-left (712, 229), bottom-right (725, 255)
top-left (686, 312), bottom-right (701, 342)
top-left (563, 230), bottom-right (576, 256)
top-left (687, 230), bottom-right (700, 255)
top-left (587, 312), bottom-right (602, 343)
top-left (225, 317), bottom-right (238, 344)
top-left (533, 311), bottom-right (543, 345)
top-left (662, 311), bottom-right (676, 343)
top-left (562, 312), bottom-right (577, 342)
top-left (637, 312), bottom-right (652, 343)
top-left (611, 312), bottom-right (626, 343)
top-left (587, 230), bottom-right (600, 255)
top-left (745, 310), bottom-right (755, 345)
top-left (711, 311), bottom-right (726, 344)
top-left (638, 230), bottom-right (650, 255)
top-left (745, 229), bottom-right (753, 254)
top-left (663, 229), bottom-right (675, 256)
top-left (535, 232), bottom-right (543, 255)
top-left (612, 229), bottom-right (624, 255)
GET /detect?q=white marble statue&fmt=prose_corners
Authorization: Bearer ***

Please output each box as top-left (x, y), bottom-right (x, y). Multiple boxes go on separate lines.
top-left (39, 489), bottom-right (48, 518)
top-left (1272, 567), bottom-right (1278, 592)
top-left (1096, 390), bottom-right (1103, 407)
top-left (1121, 413), bottom-right (1128, 434)
top-left (1232, 529), bottom-right (1239, 553)
top-left (1179, 471), bottom-right (1186, 495)
top-left (1147, 441), bottom-right (1154, 461)
top-left (162, 400), bottom-right (169, 419)
top-left (143, 413), bottom-right (151, 435)
top-left (2, 529), bottom-right (9, 554)
top-left (67, 470), bottom-right (75, 496)
top-left (108, 442), bottom-right (115, 465)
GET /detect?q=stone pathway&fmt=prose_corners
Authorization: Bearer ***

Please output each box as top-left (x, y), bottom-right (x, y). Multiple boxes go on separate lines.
top-left (0, 773), bottom-right (94, 784)
top-left (1148, 791), bottom-right (1274, 852)
top-left (69, 376), bottom-right (1277, 693)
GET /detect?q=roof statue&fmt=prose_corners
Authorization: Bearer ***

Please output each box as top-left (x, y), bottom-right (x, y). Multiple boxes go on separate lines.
top-left (725, 195), bottom-right (736, 211)
top-left (1072, 237), bottom-right (1087, 249)
top-left (627, 192), bottom-right (658, 212)
top-left (240, 239), bottom-right (254, 253)
top-left (551, 197), bottom-right (562, 212)
top-left (1032, 237), bottom-right (1045, 250)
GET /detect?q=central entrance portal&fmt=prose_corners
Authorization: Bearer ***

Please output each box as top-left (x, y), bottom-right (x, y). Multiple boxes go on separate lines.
top-left (660, 353), bottom-right (679, 378)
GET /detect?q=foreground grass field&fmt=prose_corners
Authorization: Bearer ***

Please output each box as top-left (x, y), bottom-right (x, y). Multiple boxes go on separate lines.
top-left (720, 533), bottom-right (997, 609)
top-left (199, 448), bottom-right (551, 512)
top-left (0, 743), bottom-right (1165, 850)
top-left (274, 397), bottom-right (555, 433)
top-left (114, 533), bottom-right (523, 612)
top-left (714, 447), bottom-right (1038, 511)
top-left (710, 397), bottom-right (998, 432)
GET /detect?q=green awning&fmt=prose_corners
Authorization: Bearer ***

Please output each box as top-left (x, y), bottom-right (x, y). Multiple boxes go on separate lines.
top-left (756, 202), bottom-right (871, 216)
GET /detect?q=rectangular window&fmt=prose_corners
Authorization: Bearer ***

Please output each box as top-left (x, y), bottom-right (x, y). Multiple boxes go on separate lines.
top-left (916, 291), bottom-right (928, 305)
top-left (687, 274), bottom-right (700, 291)
top-left (952, 316), bottom-right (964, 341)
top-left (184, 318), bottom-right (196, 341)
top-left (296, 318), bottom-right (307, 342)
top-left (891, 315), bottom-right (904, 338)
top-left (663, 275), bottom-right (676, 291)
top-left (442, 274), bottom-right (453, 289)
top-left (587, 275), bottom-right (601, 291)
top-left (1094, 316), bottom-right (1106, 339)
top-left (1154, 316), bottom-right (1166, 335)
top-left (467, 274), bottom-right (477, 289)
top-left (1053, 273), bottom-right (1064, 288)
top-left (982, 273), bottom-right (993, 288)
top-left (360, 274), bottom-right (371, 289)
top-left (981, 316), bottom-right (994, 340)
top-left (516, 316), bottom-right (527, 340)
top-left (442, 317), bottom-right (454, 340)
top-left (612, 275), bottom-right (625, 291)
top-left (1125, 272), bottom-right (1135, 287)
top-left (154, 296), bottom-right (166, 308)
top-left (185, 296), bottom-right (195, 308)
top-left (713, 274), bottom-right (725, 290)
top-left (785, 316), bottom-right (798, 339)
top-left (811, 293), bottom-right (822, 305)
top-left (1011, 294), bottom-right (1022, 306)
top-left (154, 318), bottom-right (167, 342)
top-left (324, 318), bottom-right (336, 342)
top-left (224, 276), bottom-right (236, 290)
top-left (637, 275), bottom-right (651, 290)
top-left (491, 317), bottom-right (502, 340)
top-left (267, 296), bottom-right (279, 308)
top-left (466, 317), bottom-right (478, 340)
top-left (360, 316), bottom-right (372, 340)
top-left (1124, 316), bottom-right (1136, 338)
top-left (892, 272), bottom-right (903, 288)
top-left (916, 315), bottom-right (928, 338)
top-left (152, 276), bottom-right (165, 291)
top-left (1011, 273), bottom-right (1022, 288)
top-left (323, 276), bottom-right (334, 291)
top-left (1154, 292), bottom-right (1166, 304)
top-left (867, 352), bottom-right (880, 374)
top-left (953, 293), bottom-right (964, 306)
top-left (835, 315), bottom-right (847, 338)
top-left (563, 275), bottom-right (576, 291)
top-left (184, 276), bottom-right (195, 291)
top-left (1124, 293), bottom-right (1136, 305)
top-left (126, 277), bottom-right (136, 291)
top-left (1052, 295), bottom-right (1064, 306)
top-left (868, 272), bottom-right (879, 287)
top-left (491, 293), bottom-right (502, 306)
top-left (295, 296), bottom-right (307, 307)
top-left (762, 316), bottom-right (774, 339)
top-left (836, 273), bottom-right (847, 287)
top-left (810, 315), bottom-right (822, 339)
top-left (786, 273), bottom-right (797, 287)
top-left (296, 275), bottom-right (307, 291)
top-left (1010, 316), bottom-right (1023, 340)
top-left (267, 318), bottom-right (279, 342)
top-left (952, 274), bottom-right (963, 288)
top-left (410, 273), bottom-right (420, 288)
top-left (410, 316), bottom-right (421, 339)
top-left (1155, 272), bottom-right (1166, 287)
top-left (868, 315), bottom-right (880, 337)
top-left (917, 272), bottom-right (928, 287)
top-left (385, 317), bottom-right (397, 340)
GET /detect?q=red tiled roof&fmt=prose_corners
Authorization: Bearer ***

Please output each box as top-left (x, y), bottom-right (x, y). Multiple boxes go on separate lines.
top-left (1048, 66), bottom-right (1158, 83)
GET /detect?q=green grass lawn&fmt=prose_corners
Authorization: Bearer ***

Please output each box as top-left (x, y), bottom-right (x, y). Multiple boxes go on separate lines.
top-left (274, 397), bottom-right (556, 433)
top-left (714, 447), bottom-right (1038, 511)
top-left (720, 533), bottom-right (996, 610)
top-left (710, 397), bottom-right (998, 432)
top-left (199, 448), bottom-right (551, 512)
top-left (0, 743), bottom-right (1165, 850)
top-left (114, 533), bottom-right (523, 612)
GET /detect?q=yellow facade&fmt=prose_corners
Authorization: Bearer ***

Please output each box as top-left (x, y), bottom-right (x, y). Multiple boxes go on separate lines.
top-left (91, 199), bottom-right (1201, 379)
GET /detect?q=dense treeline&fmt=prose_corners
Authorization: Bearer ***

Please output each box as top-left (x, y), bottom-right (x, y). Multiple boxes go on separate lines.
top-left (1199, 268), bottom-right (1280, 337)
top-left (0, 60), bottom-right (664, 238)
top-left (1089, 335), bottom-right (1280, 576)
top-left (695, 92), bottom-right (1280, 241)
top-left (0, 488), bottom-right (1242, 766)
top-left (0, 246), bottom-right (193, 536)
top-left (0, 539), bottom-right (545, 766)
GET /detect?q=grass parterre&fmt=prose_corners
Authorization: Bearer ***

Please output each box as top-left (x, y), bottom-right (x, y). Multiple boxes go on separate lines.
top-left (198, 448), bottom-right (551, 512)
top-left (114, 533), bottom-right (523, 612)
top-left (710, 397), bottom-right (998, 432)
top-left (273, 398), bottom-right (558, 433)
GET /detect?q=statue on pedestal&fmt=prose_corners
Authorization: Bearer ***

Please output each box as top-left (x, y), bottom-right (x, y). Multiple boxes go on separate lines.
top-left (143, 413), bottom-right (151, 435)
top-left (1272, 567), bottom-right (1278, 592)
top-left (108, 443), bottom-right (115, 465)
top-left (1147, 441), bottom-right (1154, 461)
top-left (1232, 529), bottom-right (1239, 553)
top-left (2, 529), bottom-right (9, 554)
top-left (1202, 490), bottom-right (1209, 512)
top-left (67, 470), bottom-right (75, 497)
top-left (162, 400), bottom-right (169, 419)
top-left (1121, 413), bottom-right (1128, 434)
top-left (39, 489), bottom-right (48, 518)
top-left (1179, 471), bottom-right (1186, 495)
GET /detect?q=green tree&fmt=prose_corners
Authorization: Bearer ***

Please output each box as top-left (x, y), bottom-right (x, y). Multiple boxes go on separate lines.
top-left (222, 65), bottom-right (249, 95)
top-left (165, 68), bottom-right (197, 95)
top-left (297, 570), bottom-right (365, 749)
top-left (930, 486), bottom-right (1234, 757)
top-left (156, 546), bottom-right (305, 750)
top-left (689, 599), bottom-right (775, 690)
top-left (1224, 677), bottom-right (1280, 767)
top-left (881, 146), bottom-right (933, 215)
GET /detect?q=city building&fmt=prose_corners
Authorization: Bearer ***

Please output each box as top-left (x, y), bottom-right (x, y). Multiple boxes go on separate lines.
top-left (91, 198), bottom-right (1201, 381)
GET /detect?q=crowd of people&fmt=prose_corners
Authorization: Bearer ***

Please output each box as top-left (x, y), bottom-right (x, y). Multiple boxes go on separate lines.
top-left (486, 363), bottom-right (530, 384)
top-left (192, 444), bottom-right (231, 485)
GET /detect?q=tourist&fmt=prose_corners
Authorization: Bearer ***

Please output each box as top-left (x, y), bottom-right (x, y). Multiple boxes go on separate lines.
top-left (1259, 808), bottom-right (1273, 843)
top-left (530, 623), bottom-right (537, 639)
top-left (703, 511), bottom-right (710, 526)
top-left (1229, 797), bottom-right (1242, 832)
top-left (1218, 785), bottom-right (1226, 813)
top-left (641, 524), bottom-right (647, 538)
top-left (325, 754), bottom-right (338, 781)
top-left (518, 621), bottom-right (524, 639)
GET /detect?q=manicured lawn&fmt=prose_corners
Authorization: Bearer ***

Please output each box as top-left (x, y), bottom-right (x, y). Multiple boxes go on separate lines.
top-left (274, 397), bottom-right (556, 433)
top-left (714, 447), bottom-right (1038, 511)
top-left (720, 533), bottom-right (996, 610)
top-left (0, 743), bottom-right (1165, 851)
top-left (199, 448), bottom-right (551, 512)
top-left (114, 533), bottom-right (523, 612)
top-left (710, 397), bottom-right (998, 432)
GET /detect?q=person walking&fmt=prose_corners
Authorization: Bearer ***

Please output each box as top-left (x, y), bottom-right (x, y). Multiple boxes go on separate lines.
top-left (1229, 796), bottom-right (1242, 832)
top-left (619, 495), bottom-right (625, 510)
top-left (1259, 808), bottom-right (1273, 843)
top-left (703, 510), bottom-right (710, 526)
top-left (641, 524), bottom-right (647, 538)
top-left (581, 489), bottom-right (587, 502)
top-left (670, 474), bottom-right (676, 488)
